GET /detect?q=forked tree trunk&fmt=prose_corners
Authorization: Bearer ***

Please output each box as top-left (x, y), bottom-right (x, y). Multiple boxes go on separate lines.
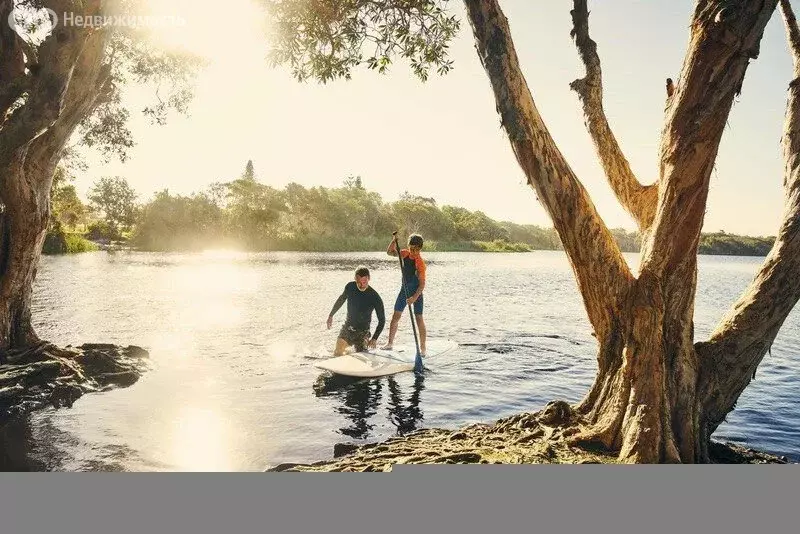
top-left (464, 0), bottom-right (793, 462)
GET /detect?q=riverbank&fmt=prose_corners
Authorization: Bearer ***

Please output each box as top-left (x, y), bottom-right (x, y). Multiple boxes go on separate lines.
top-left (130, 236), bottom-right (534, 253)
top-left (0, 342), bottom-right (149, 428)
top-left (42, 231), bottom-right (99, 254)
top-left (41, 236), bottom-right (778, 256)
top-left (269, 400), bottom-right (790, 471)
top-left (42, 232), bottom-right (535, 255)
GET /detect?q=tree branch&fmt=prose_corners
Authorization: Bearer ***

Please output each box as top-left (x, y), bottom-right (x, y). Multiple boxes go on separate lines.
top-left (463, 0), bottom-right (633, 339)
top-left (0, 0), bottom-right (89, 163)
top-left (641, 0), bottom-right (778, 273)
top-left (568, 0), bottom-right (658, 230)
top-left (27, 28), bottom-right (112, 181)
top-left (697, 0), bottom-right (800, 431)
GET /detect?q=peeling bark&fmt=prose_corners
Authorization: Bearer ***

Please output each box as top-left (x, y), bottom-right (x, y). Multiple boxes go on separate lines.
top-left (697, 0), bottom-right (800, 438)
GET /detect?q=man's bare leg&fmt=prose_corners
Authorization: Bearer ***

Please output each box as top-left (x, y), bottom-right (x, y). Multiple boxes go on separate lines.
top-left (334, 338), bottom-right (349, 356)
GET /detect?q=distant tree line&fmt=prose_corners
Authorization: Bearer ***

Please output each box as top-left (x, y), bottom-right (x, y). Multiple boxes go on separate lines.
top-left (45, 161), bottom-right (776, 256)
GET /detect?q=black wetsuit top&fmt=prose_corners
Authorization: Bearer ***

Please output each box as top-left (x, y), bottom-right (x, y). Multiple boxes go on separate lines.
top-left (329, 282), bottom-right (386, 340)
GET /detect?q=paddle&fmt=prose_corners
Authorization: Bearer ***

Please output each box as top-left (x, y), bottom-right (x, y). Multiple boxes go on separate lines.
top-left (392, 231), bottom-right (424, 373)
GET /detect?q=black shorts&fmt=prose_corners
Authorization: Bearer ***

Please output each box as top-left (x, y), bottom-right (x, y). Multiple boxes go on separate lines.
top-left (339, 325), bottom-right (370, 352)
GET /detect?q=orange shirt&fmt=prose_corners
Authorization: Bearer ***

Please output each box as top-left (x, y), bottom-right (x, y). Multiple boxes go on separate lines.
top-left (400, 249), bottom-right (426, 283)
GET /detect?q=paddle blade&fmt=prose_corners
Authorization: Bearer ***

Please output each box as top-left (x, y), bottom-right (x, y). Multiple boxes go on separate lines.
top-left (414, 352), bottom-right (424, 373)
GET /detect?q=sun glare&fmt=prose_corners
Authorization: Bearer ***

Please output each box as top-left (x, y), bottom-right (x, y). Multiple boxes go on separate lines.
top-left (267, 339), bottom-right (297, 364)
top-left (200, 248), bottom-right (247, 261)
top-left (168, 405), bottom-right (234, 471)
top-left (141, 0), bottom-right (269, 63)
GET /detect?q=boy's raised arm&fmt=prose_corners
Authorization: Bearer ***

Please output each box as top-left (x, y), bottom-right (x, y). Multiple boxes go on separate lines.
top-left (387, 238), bottom-right (398, 257)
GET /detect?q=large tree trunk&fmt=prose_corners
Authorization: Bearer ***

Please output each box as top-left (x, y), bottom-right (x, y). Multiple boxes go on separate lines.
top-left (696, 0), bottom-right (800, 447)
top-left (0, 0), bottom-right (111, 359)
top-left (0, 156), bottom-right (51, 351)
top-left (588, 0), bottom-right (783, 463)
top-left (464, 0), bottom-right (786, 462)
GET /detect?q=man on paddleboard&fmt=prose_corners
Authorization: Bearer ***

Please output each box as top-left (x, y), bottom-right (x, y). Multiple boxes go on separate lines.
top-left (327, 266), bottom-right (386, 355)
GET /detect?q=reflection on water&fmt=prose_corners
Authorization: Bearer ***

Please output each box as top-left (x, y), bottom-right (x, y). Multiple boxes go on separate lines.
top-left (387, 374), bottom-right (426, 435)
top-left (0, 415), bottom-right (139, 471)
top-left (313, 372), bottom-right (426, 439)
top-left (5, 251), bottom-right (799, 471)
top-left (1, 419), bottom-right (43, 471)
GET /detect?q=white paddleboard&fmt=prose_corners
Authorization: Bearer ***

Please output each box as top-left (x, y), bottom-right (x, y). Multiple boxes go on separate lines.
top-left (315, 339), bottom-right (457, 378)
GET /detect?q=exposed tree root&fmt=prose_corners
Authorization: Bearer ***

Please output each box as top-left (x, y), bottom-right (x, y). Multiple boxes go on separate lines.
top-left (268, 401), bottom-right (789, 472)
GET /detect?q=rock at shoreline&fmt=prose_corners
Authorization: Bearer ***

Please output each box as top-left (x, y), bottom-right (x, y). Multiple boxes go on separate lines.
top-left (267, 400), bottom-right (790, 471)
top-left (0, 342), bottom-right (149, 425)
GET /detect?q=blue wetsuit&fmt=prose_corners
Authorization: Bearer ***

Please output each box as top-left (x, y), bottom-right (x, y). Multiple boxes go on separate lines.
top-left (394, 249), bottom-right (426, 315)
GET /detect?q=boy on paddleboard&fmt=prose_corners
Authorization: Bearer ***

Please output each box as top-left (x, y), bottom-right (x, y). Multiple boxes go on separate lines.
top-left (327, 266), bottom-right (386, 355)
top-left (382, 233), bottom-right (427, 355)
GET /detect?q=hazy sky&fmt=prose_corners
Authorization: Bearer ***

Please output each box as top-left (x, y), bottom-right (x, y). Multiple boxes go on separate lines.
top-left (73, 0), bottom-right (794, 236)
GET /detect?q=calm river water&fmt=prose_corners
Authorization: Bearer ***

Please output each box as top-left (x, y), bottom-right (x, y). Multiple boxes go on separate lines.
top-left (7, 250), bottom-right (798, 470)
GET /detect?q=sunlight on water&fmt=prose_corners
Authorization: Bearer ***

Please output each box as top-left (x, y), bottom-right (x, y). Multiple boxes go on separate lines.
top-left (175, 262), bottom-right (258, 292)
top-left (267, 340), bottom-right (300, 364)
top-left (167, 405), bottom-right (234, 472)
top-left (199, 249), bottom-right (247, 260)
top-left (193, 299), bottom-right (244, 329)
top-left (147, 334), bottom-right (198, 362)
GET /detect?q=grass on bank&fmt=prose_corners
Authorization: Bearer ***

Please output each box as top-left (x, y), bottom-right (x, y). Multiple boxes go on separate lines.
top-left (42, 231), bottom-right (99, 255)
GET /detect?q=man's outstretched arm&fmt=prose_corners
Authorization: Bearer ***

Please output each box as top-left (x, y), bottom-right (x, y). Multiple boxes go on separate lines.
top-left (327, 289), bottom-right (347, 329)
top-left (372, 294), bottom-right (386, 340)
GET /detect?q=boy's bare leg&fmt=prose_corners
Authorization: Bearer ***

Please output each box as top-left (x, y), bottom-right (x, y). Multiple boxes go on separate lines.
top-left (415, 314), bottom-right (427, 355)
top-left (382, 311), bottom-right (402, 349)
